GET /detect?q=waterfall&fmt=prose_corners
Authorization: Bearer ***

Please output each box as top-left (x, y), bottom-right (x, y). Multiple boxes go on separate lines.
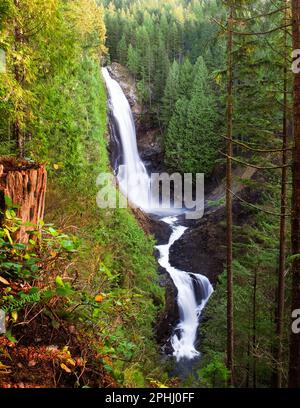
top-left (156, 217), bottom-right (213, 361)
top-left (102, 67), bottom-right (151, 211)
top-left (102, 67), bottom-right (213, 362)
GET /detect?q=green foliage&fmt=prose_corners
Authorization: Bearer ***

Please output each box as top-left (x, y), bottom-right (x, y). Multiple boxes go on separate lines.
top-left (0, 0), bottom-right (106, 157)
top-left (2, 288), bottom-right (42, 314)
top-left (0, 0), bottom-right (165, 388)
top-left (127, 44), bottom-right (139, 78)
top-left (53, 182), bottom-right (165, 384)
top-left (202, 183), bottom-right (292, 387)
top-left (165, 57), bottom-right (220, 175)
top-left (0, 208), bottom-right (80, 319)
top-left (104, 0), bottom-right (224, 110)
top-left (161, 61), bottom-right (180, 128)
top-left (0, 208), bottom-right (79, 282)
top-left (29, 56), bottom-right (108, 184)
top-left (117, 34), bottom-right (128, 65)
top-left (123, 365), bottom-right (146, 388)
top-left (198, 355), bottom-right (230, 388)
top-left (104, 0), bottom-right (225, 176)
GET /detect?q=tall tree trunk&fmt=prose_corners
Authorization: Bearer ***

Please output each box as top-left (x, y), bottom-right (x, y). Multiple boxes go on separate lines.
top-left (289, 0), bottom-right (300, 388)
top-left (246, 323), bottom-right (251, 388)
top-left (0, 159), bottom-right (47, 243)
top-left (226, 5), bottom-right (234, 386)
top-left (252, 269), bottom-right (257, 388)
top-left (275, 1), bottom-right (289, 388)
top-left (13, 0), bottom-right (25, 158)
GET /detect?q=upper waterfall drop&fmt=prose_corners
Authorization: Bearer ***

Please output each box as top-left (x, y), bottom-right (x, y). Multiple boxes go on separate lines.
top-left (102, 67), bottom-right (151, 211)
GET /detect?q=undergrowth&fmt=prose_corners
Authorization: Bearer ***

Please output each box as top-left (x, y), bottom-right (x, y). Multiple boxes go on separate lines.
top-left (0, 57), bottom-right (167, 388)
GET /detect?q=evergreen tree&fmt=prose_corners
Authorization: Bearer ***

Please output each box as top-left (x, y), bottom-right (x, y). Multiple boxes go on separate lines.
top-left (164, 97), bottom-right (189, 171)
top-left (289, 0), bottom-right (300, 388)
top-left (127, 44), bottom-right (139, 78)
top-left (161, 60), bottom-right (180, 128)
top-left (185, 57), bottom-right (219, 174)
top-left (117, 34), bottom-right (128, 65)
top-left (165, 57), bottom-right (219, 175)
top-left (153, 35), bottom-right (170, 103)
top-left (178, 57), bottom-right (193, 98)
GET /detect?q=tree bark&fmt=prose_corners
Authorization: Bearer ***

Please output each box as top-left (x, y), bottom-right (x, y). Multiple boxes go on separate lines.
top-left (252, 269), bottom-right (257, 388)
top-left (289, 0), bottom-right (300, 388)
top-left (226, 5), bottom-right (234, 386)
top-left (0, 158), bottom-right (47, 244)
top-left (13, 0), bottom-right (25, 158)
top-left (275, 1), bottom-right (289, 388)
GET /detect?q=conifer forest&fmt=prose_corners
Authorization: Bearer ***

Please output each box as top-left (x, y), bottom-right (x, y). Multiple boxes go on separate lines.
top-left (1, 0), bottom-right (300, 395)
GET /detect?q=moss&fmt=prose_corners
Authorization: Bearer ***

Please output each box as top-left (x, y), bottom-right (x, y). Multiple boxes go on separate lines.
top-left (42, 57), bottom-right (165, 386)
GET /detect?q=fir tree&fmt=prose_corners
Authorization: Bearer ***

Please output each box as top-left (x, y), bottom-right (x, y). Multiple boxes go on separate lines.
top-left (117, 34), bottom-right (128, 65)
top-left (127, 44), bottom-right (139, 78)
top-left (161, 60), bottom-right (180, 128)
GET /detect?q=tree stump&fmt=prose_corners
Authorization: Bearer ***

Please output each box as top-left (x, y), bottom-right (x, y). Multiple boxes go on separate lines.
top-left (0, 158), bottom-right (47, 243)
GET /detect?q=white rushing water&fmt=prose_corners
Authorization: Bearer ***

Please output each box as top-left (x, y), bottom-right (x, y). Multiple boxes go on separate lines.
top-left (102, 67), bottom-right (213, 361)
top-left (156, 217), bottom-right (213, 361)
top-left (102, 67), bottom-right (151, 210)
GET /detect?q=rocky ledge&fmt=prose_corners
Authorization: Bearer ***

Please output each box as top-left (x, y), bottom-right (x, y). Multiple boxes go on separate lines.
top-left (169, 182), bottom-right (263, 287)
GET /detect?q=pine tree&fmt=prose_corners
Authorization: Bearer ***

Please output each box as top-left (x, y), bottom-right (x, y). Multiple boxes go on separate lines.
top-left (161, 60), bottom-right (180, 128)
top-left (117, 34), bottom-right (128, 65)
top-left (153, 35), bottom-right (170, 103)
top-left (178, 57), bottom-right (193, 98)
top-left (289, 0), bottom-right (300, 388)
top-left (274, 0), bottom-right (290, 388)
top-left (165, 57), bottom-right (219, 175)
top-left (226, 2), bottom-right (234, 386)
top-left (127, 44), bottom-right (139, 79)
top-left (185, 57), bottom-right (219, 174)
top-left (164, 97), bottom-right (189, 171)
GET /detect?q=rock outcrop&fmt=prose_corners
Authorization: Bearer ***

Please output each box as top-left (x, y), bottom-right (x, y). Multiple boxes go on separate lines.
top-left (169, 179), bottom-right (263, 287)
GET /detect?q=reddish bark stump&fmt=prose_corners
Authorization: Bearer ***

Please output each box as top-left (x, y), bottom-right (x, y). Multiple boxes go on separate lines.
top-left (0, 158), bottom-right (47, 243)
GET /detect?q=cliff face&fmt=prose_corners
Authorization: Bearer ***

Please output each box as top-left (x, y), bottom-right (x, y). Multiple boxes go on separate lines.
top-left (107, 63), bottom-right (142, 120)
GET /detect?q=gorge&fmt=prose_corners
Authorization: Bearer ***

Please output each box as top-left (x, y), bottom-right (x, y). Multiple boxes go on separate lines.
top-left (102, 66), bottom-right (214, 363)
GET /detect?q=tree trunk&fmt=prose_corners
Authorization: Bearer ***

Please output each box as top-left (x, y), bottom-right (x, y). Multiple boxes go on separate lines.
top-left (13, 0), bottom-right (25, 158)
top-left (275, 1), bottom-right (289, 388)
top-left (252, 269), bottom-right (257, 388)
top-left (226, 5), bottom-right (234, 386)
top-left (0, 158), bottom-right (47, 244)
top-left (289, 0), bottom-right (300, 388)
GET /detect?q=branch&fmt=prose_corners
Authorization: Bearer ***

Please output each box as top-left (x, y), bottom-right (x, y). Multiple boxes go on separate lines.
top-left (234, 125), bottom-right (281, 135)
top-left (212, 17), bottom-right (291, 37)
top-left (223, 137), bottom-right (292, 153)
top-left (219, 151), bottom-right (291, 169)
top-left (232, 24), bottom-right (292, 36)
top-left (228, 189), bottom-right (291, 217)
top-left (233, 7), bottom-right (289, 22)
top-left (274, 98), bottom-right (293, 112)
top-left (262, 36), bottom-right (293, 63)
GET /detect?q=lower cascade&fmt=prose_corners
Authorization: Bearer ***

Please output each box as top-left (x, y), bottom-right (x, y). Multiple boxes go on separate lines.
top-left (156, 217), bottom-right (213, 361)
top-left (102, 67), bottom-right (214, 361)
